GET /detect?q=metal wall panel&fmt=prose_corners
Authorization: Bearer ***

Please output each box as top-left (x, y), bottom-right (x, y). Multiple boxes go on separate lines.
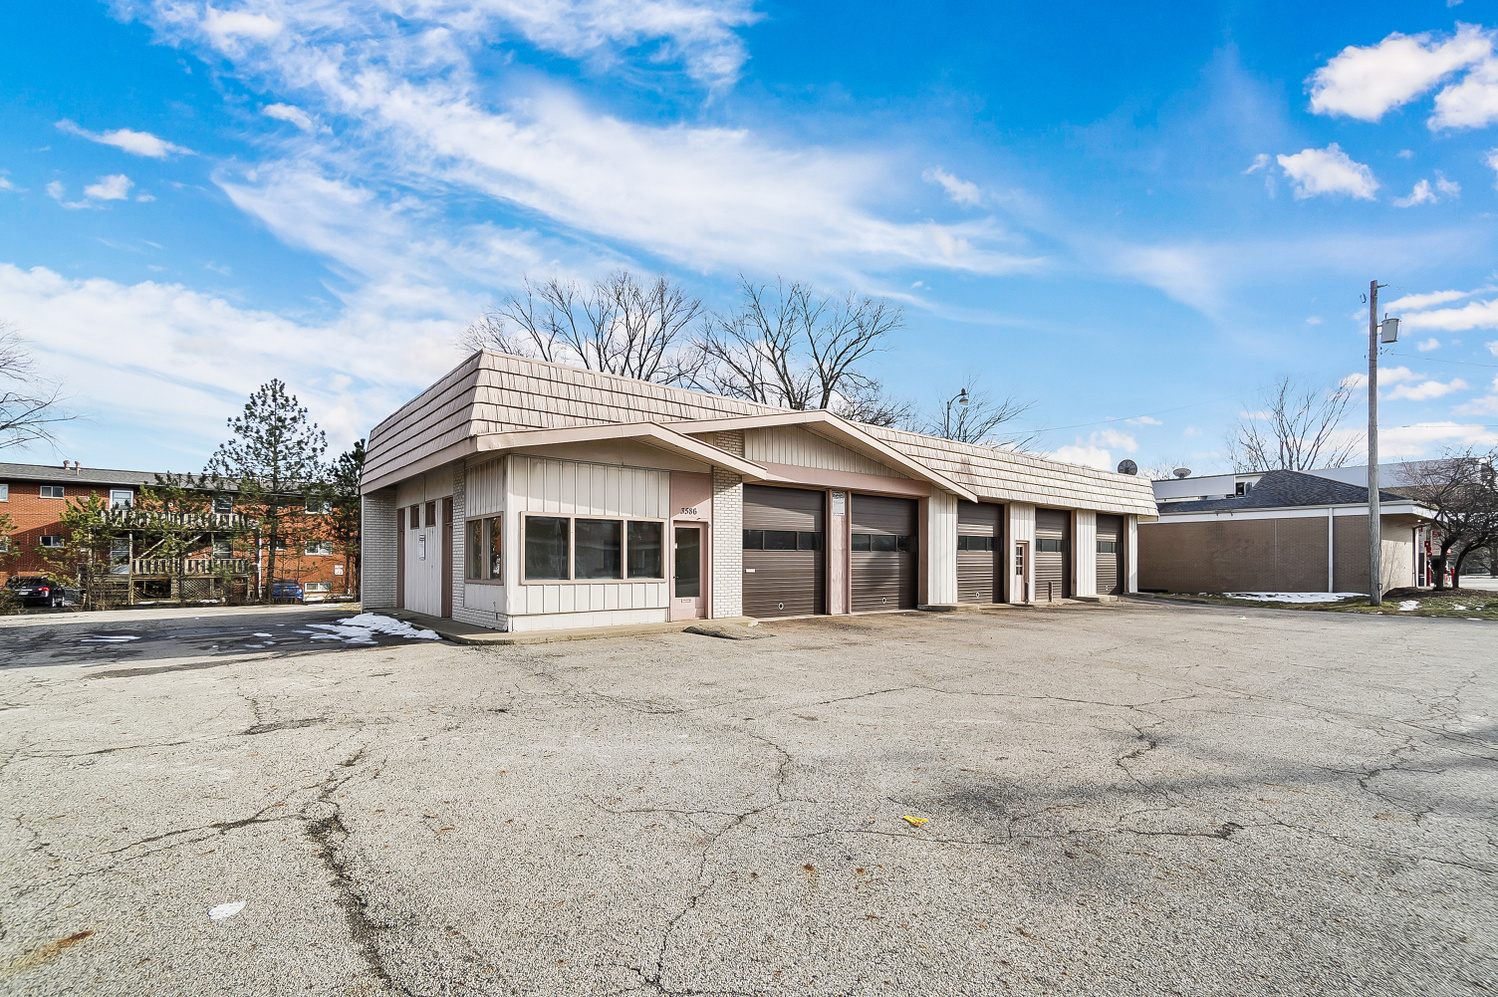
top-left (956, 500), bottom-right (1002, 603)
top-left (745, 425), bottom-right (899, 477)
top-left (851, 494), bottom-right (917, 611)
top-left (1034, 508), bottom-right (1070, 602)
top-left (743, 485), bottom-right (825, 617)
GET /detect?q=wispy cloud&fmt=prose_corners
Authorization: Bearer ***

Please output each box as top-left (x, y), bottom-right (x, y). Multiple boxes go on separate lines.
top-left (47, 174), bottom-right (135, 209)
top-left (262, 103), bottom-right (316, 132)
top-left (55, 119), bottom-right (192, 158)
top-left (1387, 376), bottom-right (1468, 401)
top-left (922, 166), bottom-right (983, 207)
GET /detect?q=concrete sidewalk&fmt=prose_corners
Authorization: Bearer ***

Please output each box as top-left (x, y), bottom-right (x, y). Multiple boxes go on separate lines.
top-left (382, 608), bottom-right (761, 644)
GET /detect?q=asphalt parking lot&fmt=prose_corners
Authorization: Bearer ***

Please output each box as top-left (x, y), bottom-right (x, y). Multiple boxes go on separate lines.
top-left (0, 601), bottom-right (1494, 996)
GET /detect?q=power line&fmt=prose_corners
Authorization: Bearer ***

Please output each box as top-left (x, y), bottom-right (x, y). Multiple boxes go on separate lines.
top-left (1387, 352), bottom-right (1498, 370)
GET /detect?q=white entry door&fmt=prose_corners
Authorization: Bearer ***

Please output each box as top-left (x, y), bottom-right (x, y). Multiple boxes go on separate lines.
top-left (404, 502), bottom-right (443, 616)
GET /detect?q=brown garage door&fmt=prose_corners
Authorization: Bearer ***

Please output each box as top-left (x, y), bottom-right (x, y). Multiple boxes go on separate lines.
top-left (1095, 514), bottom-right (1123, 596)
top-left (851, 494), bottom-right (917, 612)
top-left (1035, 509), bottom-right (1070, 602)
top-left (742, 485), bottom-right (825, 617)
top-left (957, 500), bottom-right (1003, 603)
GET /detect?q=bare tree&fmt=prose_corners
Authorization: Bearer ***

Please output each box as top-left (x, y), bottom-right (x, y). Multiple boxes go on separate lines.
top-left (926, 376), bottom-right (1033, 449)
top-left (1228, 376), bottom-right (1358, 472)
top-left (695, 276), bottom-right (904, 412)
top-left (0, 323), bottom-right (69, 451)
top-left (1400, 449), bottom-right (1498, 591)
top-left (834, 381), bottom-right (918, 429)
top-left (460, 272), bottom-right (704, 385)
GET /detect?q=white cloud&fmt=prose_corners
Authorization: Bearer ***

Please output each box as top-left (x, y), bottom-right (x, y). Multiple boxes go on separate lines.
top-left (1378, 421), bottom-right (1498, 457)
top-left (1387, 377), bottom-right (1468, 401)
top-left (1394, 179), bottom-right (1436, 207)
top-left (1431, 55), bottom-right (1498, 129)
top-left (45, 180), bottom-right (65, 201)
top-left (55, 120), bottom-right (192, 158)
top-left (1417, 337), bottom-right (1441, 351)
top-left (1307, 25), bottom-right (1491, 121)
top-left (1277, 144), bottom-right (1378, 200)
top-left (1244, 153), bottom-right (1271, 174)
top-left (83, 174), bottom-right (133, 201)
top-left (1455, 377), bottom-right (1498, 416)
top-left (1051, 429), bottom-right (1137, 471)
top-left (1306, 315), bottom-right (1323, 325)
top-left (1403, 298), bottom-right (1498, 330)
top-left (1386, 287), bottom-right (1480, 310)
top-left (0, 263), bottom-right (460, 455)
top-left (0, 177), bottom-right (14, 192)
top-left (1343, 366), bottom-right (1422, 391)
top-left (202, 8), bottom-right (284, 44)
top-left (263, 103), bottom-right (316, 132)
top-left (1435, 172), bottom-right (1461, 196)
top-left (1126, 415), bottom-right (1162, 426)
top-left (922, 166), bottom-right (983, 207)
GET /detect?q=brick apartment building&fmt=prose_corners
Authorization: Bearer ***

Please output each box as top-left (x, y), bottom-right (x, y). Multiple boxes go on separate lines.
top-left (0, 461), bottom-right (353, 600)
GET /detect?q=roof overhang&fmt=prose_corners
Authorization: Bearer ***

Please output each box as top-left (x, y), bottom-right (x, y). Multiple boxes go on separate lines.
top-left (1151, 501), bottom-right (1436, 524)
top-left (667, 410), bottom-right (980, 502)
top-left (362, 421), bottom-right (771, 492)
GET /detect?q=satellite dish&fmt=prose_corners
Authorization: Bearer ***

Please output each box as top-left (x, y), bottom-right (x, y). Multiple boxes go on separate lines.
top-left (1116, 459), bottom-right (1138, 475)
top-left (1173, 467), bottom-right (1192, 478)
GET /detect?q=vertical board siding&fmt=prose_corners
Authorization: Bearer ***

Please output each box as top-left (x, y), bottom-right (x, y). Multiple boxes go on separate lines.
top-left (1073, 510), bottom-right (1097, 598)
top-left (926, 491), bottom-right (958, 605)
top-left (745, 426), bottom-right (900, 477)
top-left (506, 455), bottom-right (671, 619)
top-left (1009, 503), bottom-right (1036, 604)
top-left (465, 458), bottom-right (505, 518)
top-left (1126, 516), bottom-right (1139, 594)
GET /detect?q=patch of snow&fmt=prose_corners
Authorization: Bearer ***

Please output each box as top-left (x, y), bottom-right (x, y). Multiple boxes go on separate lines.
top-left (208, 901), bottom-right (245, 920)
top-left (253, 632), bottom-right (274, 638)
top-left (1222, 592), bottom-right (1363, 604)
top-left (1398, 600), bottom-right (1420, 612)
top-left (304, 613), bottom-right (441, 645)
top-left (1453, 605), bottom-right (1468, 611)
top-left (79, 634), bottom-right (141, 643)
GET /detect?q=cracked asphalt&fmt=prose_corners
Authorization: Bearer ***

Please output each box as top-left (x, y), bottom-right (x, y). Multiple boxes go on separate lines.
top-left (0, 601), bottom-right (1495, 996)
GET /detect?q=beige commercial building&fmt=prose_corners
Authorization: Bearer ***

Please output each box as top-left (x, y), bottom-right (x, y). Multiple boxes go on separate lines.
top-left (361, 352), bottom-right (1158, 632)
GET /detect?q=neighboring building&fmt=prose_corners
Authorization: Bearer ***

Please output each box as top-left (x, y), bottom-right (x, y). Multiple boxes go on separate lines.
top-left (360, 352), bottom-right (1159, 633)
top-left (0, 461), bottom-right (349, 600)
top-left (1139, 469), bottom-right (1434, 594)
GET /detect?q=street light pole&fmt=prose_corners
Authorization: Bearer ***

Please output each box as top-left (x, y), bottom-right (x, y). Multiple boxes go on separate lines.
top-left (1368, 279), bottom-right (1384, 607)
top-left (944, 388), bottom-right (969, 439)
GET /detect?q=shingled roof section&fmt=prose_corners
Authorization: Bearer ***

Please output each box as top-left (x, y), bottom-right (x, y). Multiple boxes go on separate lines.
top-left (1163, 469), bottom-right (1410, 513)
top-left (0, 462), bottom-right (159, 488)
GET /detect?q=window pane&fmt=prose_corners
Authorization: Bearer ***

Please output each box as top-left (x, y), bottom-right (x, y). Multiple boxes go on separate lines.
top-left (872, 534), bottom-right (897, 552)
top-left (627, 521), bottom-right (663, 578)
top-left (425, 501), bottom-right (437, 528)
top-left (466, 520), bottom-right (484, 580)
top-left (524, 516), bottom-right (570, 580)
top-left (957, 536), bottom-right (969, 551)
top-left (741, 529), bottom-right (763, 550)
top-left (797, 532), bottom-right (822, 551)
top-left (674, 527), bottom-right (701, 597)
top-left (409, 506), bottom-right (421, 530)
top-left (488, 517), bottom-right (503, 580)
top-left (763, 530), bottom-right (797, 551)
top-left (896, 535), bottom-right (911, 553)
top-left (1097, 540), bottom-right (1117, 553)
top-left (574, 519), bottom-right (622, 579)
top-left (850, 533), bottom-right (871, 552)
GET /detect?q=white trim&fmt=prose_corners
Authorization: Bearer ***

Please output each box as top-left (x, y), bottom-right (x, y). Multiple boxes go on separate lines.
top-left (1326, 507), bottom-right (1335, 593)
top-left (1153, 503), bottom-right (1431, 524)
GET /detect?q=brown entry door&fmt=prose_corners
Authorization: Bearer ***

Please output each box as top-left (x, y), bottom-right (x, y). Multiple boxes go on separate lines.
top-left (1034, 509), bottom-right (1069, 602)
top-left (1095, 514), bottom-right (1124, 596)
top-left (671, 525), bottom-right (706, 620)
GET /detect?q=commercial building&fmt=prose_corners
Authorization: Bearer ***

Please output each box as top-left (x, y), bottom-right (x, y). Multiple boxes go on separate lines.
top-left (360, 352), bottom-right (1158, 632)
top-left (1139, 469), bottom-right (1434, 594)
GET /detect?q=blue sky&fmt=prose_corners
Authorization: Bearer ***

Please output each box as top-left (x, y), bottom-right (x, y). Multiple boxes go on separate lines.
top-left (3, 0), bottom-right (1498, 475)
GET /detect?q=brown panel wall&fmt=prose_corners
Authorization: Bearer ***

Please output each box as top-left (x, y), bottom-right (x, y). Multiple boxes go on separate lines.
top-left (1138, 517), bottom-right (1330, 593)
top-left (1333, 515), bottom-right (1416, 592)
top-left (743, 485), bottom-right (824, 531)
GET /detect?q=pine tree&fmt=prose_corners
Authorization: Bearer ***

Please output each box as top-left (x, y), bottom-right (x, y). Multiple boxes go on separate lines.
top-left (206, 380), bottom-right (327, 600)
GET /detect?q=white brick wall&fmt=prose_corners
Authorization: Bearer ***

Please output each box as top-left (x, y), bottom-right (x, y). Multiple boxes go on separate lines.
top-left (361, 490), bottom-right (398, 608)
top-left (711, 458), bottom-right (743, 619)
top-left (450, 459), bottom-right (510, 630)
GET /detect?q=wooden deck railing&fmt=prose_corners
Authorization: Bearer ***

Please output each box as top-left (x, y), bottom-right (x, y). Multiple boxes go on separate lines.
top-left (129, 558), bottom-right (252, 576)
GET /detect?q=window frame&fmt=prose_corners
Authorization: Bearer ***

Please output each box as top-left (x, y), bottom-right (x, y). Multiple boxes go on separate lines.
top-left (39, 534), bottom-right (64, 548)
top-left (40, 485), bottom-right (65, 499)
top-left (1036, 537), bottom-right (1066, 554)
top-left (465, 515), bottom-right (505, 585)
top-left (213, 494), bottom-right (234, 515)
top-left (520, 514), bottom-right (669, 585)
top-left (0, 483), bottom-right (9, 502)
top-left (304, 541), bottom-right (333, 556)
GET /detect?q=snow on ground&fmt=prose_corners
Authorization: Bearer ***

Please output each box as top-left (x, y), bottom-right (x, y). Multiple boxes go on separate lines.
top-left (78, 635), bottom-right (141, 643)
top-left (302, 613), bottom-right (441, 645)
top-left (1399, 600), bottom-right (1420, 612)
top-left (1219, 592), bottom-right (1364, 604)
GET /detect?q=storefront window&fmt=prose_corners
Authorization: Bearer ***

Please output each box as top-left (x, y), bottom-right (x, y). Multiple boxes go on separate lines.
top-left (574, 518), bottom-right (622, 579)
top-left (627, 521), bottom-right (663, 578)
top-left (524, 516), bottom-right (570, 580)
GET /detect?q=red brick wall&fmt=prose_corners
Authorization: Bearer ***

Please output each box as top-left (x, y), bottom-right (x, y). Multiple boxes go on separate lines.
top-left (1, 482), bottom-right (131, 582)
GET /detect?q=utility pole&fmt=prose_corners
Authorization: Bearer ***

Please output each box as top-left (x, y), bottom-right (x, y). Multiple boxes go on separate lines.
top-left (1367, 280), bottom-right (1384, 606)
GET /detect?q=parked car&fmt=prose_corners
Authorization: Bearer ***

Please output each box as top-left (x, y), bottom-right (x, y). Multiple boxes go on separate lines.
top-left (269, 578), bottom-right (304, 603)
top-left (5, 576), bottom-right (66, 608)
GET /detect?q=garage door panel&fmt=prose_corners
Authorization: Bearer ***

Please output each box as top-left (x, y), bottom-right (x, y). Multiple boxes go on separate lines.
top-left (957, 501), bottom-right (1003, 603)
top-left (1095, 514), bottom-right (1123, 596)
top-left (1035, 508), bottom-right (1070, 602)
top-left (744, 486), bottom-right (825, 618)
top-left (851, 494), bottom-right (917, 611)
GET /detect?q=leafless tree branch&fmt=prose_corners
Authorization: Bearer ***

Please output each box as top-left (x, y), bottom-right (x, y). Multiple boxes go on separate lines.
top-left (1228, 376), bottom-right (1359, 472)
top-left (0, 323), bottom-right (70, 452)
top-left (1400, 449), bottom-right (1498, 590)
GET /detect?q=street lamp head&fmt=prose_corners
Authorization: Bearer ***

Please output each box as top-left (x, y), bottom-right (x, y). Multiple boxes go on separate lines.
top-left (958, 389), bottom-right (969, 406)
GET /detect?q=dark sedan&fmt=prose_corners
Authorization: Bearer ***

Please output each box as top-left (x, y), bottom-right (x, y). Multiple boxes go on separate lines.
top-left (4, 576), bottom-right (66, 608)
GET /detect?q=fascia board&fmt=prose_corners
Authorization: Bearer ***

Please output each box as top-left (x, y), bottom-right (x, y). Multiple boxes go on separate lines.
top-left (668, 410), bottom-right (980, 502)
top-left (1152, 502), bottom-right (1433, 524)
